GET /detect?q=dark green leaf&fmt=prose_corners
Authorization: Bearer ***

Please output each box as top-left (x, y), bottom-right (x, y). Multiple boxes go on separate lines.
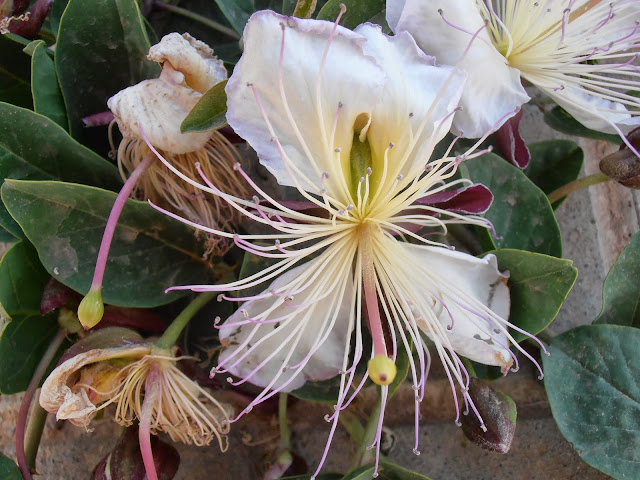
top-left (2, 179), bottom-right (214, 308)
top-left (49, 0), bottom-right (70, 37)
top-left (0, 102), bottom-right (121, 238)
top-left (524, 140), bottom-right (583, 209)
top-left (544, 106), bottom-right (619, 144)
top-left (388, 340), bottom-right (411, 400)
top-left (0, 34), bottom-right (32, 109)
top-left (0, 226), bottom-right (16, 242)
top-left (28, 40), bottom-right (68, 128)
top-left (181, 80), bottom-right (228, 133)
top-left (0, 312), bottom-right (58, 394)
top-left (0, 241), bottom-right (49, 316)
top-left (213, 0), bottom-right (255, 34)
top-left (594, 232), bottom-right (640, 328)
top-left (544, 324), bottom-right (640, 479)
top-left (0, 452), bottom-right (21, 480)
top-left (55, 0), bottom-right (159, 141)
top-left (290, 373), bottom-right (342, 403)
top-left (490, 249), bottom-right (577, 342)
top-left (463, 152), bottom-right (562, 257)
top-left (343, 462), bottom-right (432, 480)
top-left (317, 0), bottom-right (385, 29)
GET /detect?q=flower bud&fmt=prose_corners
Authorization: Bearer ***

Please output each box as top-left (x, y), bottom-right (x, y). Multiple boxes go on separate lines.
top-left (600, 127), bottom-right (640, 189)
top-left (460, 377), bottom-right (517, 453)
top-left (77, 287), bottom-right (104, 330)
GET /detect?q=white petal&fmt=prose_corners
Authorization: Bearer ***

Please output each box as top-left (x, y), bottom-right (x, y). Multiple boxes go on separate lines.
top-left (405, 244), bottom-right (512, 367)
top-left (355, 24), bottom-right (466, 177)
top-left (218, 258), bottom-right (355, 392)
top-left (385, 0), bottom-right (407, 31)
top-left (390, 0), bottom-right (529, 137)
top-left (148, 32), bottom-right (227, 93)
top-left (225, 10), bottom-right (384, 199)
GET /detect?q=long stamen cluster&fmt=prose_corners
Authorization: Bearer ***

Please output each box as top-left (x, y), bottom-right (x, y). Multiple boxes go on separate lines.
top-left (148, 10), bottom-right (548, 478)
top-left (479, 0), bottom-right (640, 143)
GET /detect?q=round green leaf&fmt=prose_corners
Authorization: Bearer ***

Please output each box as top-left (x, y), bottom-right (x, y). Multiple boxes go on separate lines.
top-left (524, 140), bottom-right (583, 209)
top-left (544, 324), bottom-right (640, 479)
top-left (489, 249), bottom-right (577, 342)
top-left (463, 152), bottom-right (562, 257)
top-left (2, 179), bottom-right (214, 308)
top-left (595, 232), bottom-right (640, 328)
top-left (0, 241), bottom-right (50, 316)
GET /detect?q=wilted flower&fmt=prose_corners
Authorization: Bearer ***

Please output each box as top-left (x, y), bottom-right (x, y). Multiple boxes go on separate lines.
top-left (387, 0), bottom-right (640, 149)
top-left (149, 10), bottom-right (547, 477)
top-left (39, 327), bottom-right (231, 449)
top-left (108, 32), bottom-right (249, 257)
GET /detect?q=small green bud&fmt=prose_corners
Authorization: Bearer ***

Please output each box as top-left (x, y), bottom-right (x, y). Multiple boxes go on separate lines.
top-left (78, 288), bottom-right (104, 330)
top-left (368, 354), bottom-right (397, 386)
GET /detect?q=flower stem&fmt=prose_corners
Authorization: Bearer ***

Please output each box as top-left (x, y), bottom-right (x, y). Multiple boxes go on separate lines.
top-left (547, 172), bottom-right (610, 204)
top-left (278, 393), bottom-right (291, 450)
top-left (293, 0), bottom-right (317, 18)
top-left (90, 154), bottom-right (155, 291)
top-left (349, 392), bottom-right (382, 471)
top-left (24, 402), bottom-right (48, 471)
top-left (338, 409), bottom-right (365, 445)
top-left (155, 291), bottom-right (216, 350)
top-left (154, 1), bottom-right (241, 40)
top-left (16, 328), bottom-right (66, 480)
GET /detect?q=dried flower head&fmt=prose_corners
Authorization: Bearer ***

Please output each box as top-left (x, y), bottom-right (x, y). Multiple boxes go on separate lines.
top-left (108, 33), bottom-right (249, 256)
top-left (40, 327), bottom-right (231, 449)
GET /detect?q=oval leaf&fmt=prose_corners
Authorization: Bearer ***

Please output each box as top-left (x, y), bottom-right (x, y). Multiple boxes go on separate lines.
top-left (595, 231), bottom-right (640, 328)
top-left (55, 0), bottom-right (159, 142)
top-left (544, 324), bottom-right (640, 479)
top-left (181, 80), bottom-right (228, 133)
top-left (0, 35), bottom-right (32, 109)
top-left (0, 241), bottom-right (50, 316)
top-left (0, 102), bottom-right (121, 238)
top-left (2, 179), bottom-right (214, 308)
top-left (463, 152), bottom-right (562, 257)
top-left (544, 106), bottom-right (619, 144)
top-left (524, 140), bottom-right (584, 209)
top-left (28, 40), bottom-right (68, 128)
top-left (490, 249), bottom-right (577, 342)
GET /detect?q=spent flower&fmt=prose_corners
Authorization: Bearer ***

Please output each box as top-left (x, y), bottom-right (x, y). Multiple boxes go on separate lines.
top-left (387, 0), bottom-right (640, 151)
top-left (149, 10), bottom-right (547, 477)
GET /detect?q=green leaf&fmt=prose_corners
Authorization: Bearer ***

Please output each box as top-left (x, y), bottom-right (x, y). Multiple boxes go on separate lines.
top-left (290, 373), bottom-right (343, 403)
top-left (343, 462), bottom-right (432, 480)
top-left (0, 102), bottom-right (121, 238)
top-left (317, 0), bottom-right (385, 29)
top-left (524, 140), bottom-right (583, 209)
top-left (544, 106), bottom-right (620, 144)
top-left (2, 179), bottom-right (214, 308)
top-left (463, 152), bottom-right (562, 257)
top-left (181, 80), bottom-right (228, 133)
top-left (0, 452), bottom-right (21, 480)
top-left (0, 312), bottom-right (58, 394)
top-left (50, 0), bottom-right (71, 37)
top-left (0, 35), bottom-right (32, 109)
top-left (281, 474), bottom-right (341, 480)
top-left (0, 226), bottom-right (16, 242)
top-left (55, 0), bottom-right (159, 140)
top-left (544, 324), bottom-right (640, 479)
top-left (213, 0), bottom-right (255, 34)
top-left (27, 40), bottom-right (68, 129)
top-left (594, 232), bottom-right (640, 328)
top-left (388, 340), bottom-right (411, 400)
top-left (490, 249), bottom-right (577, 342)
top-left (0, 241), bottom-right (50, 316)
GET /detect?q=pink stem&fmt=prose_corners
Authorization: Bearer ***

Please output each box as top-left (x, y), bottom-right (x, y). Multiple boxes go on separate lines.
top-left (139, 365), bottom-right (161, 480)
top-left (90, 153), bottom-right (154, 290)
top-left (16, 329), bottom-right (67, 480)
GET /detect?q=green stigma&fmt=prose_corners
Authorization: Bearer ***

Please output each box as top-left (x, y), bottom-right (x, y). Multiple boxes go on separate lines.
top-left (78, 287), bottom-right (104, 330)
top-left (368, 354), bottom-right (397, 386)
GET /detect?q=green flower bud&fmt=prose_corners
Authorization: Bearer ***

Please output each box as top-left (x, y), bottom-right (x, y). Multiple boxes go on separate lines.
top-left (78, 288), bottom-right (104, 330)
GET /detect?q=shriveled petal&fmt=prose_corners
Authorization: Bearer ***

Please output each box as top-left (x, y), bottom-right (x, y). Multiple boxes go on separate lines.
top-left (388, 0), bottom-right (529, 137)
top-left (225, 10), bottom-right (384, 199)
top-left (406, 244), bottom-right (512, 368)
top-left (355, 24), bottom-right (466, 178)
top-left (108, 66), bottom-right (211, 154)
top-left (40, 344), bottom-right (151, 422)
top-left (147, 32), bottom-right (227, 94)
top-left (218, 258), bottom-right (355, 392)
